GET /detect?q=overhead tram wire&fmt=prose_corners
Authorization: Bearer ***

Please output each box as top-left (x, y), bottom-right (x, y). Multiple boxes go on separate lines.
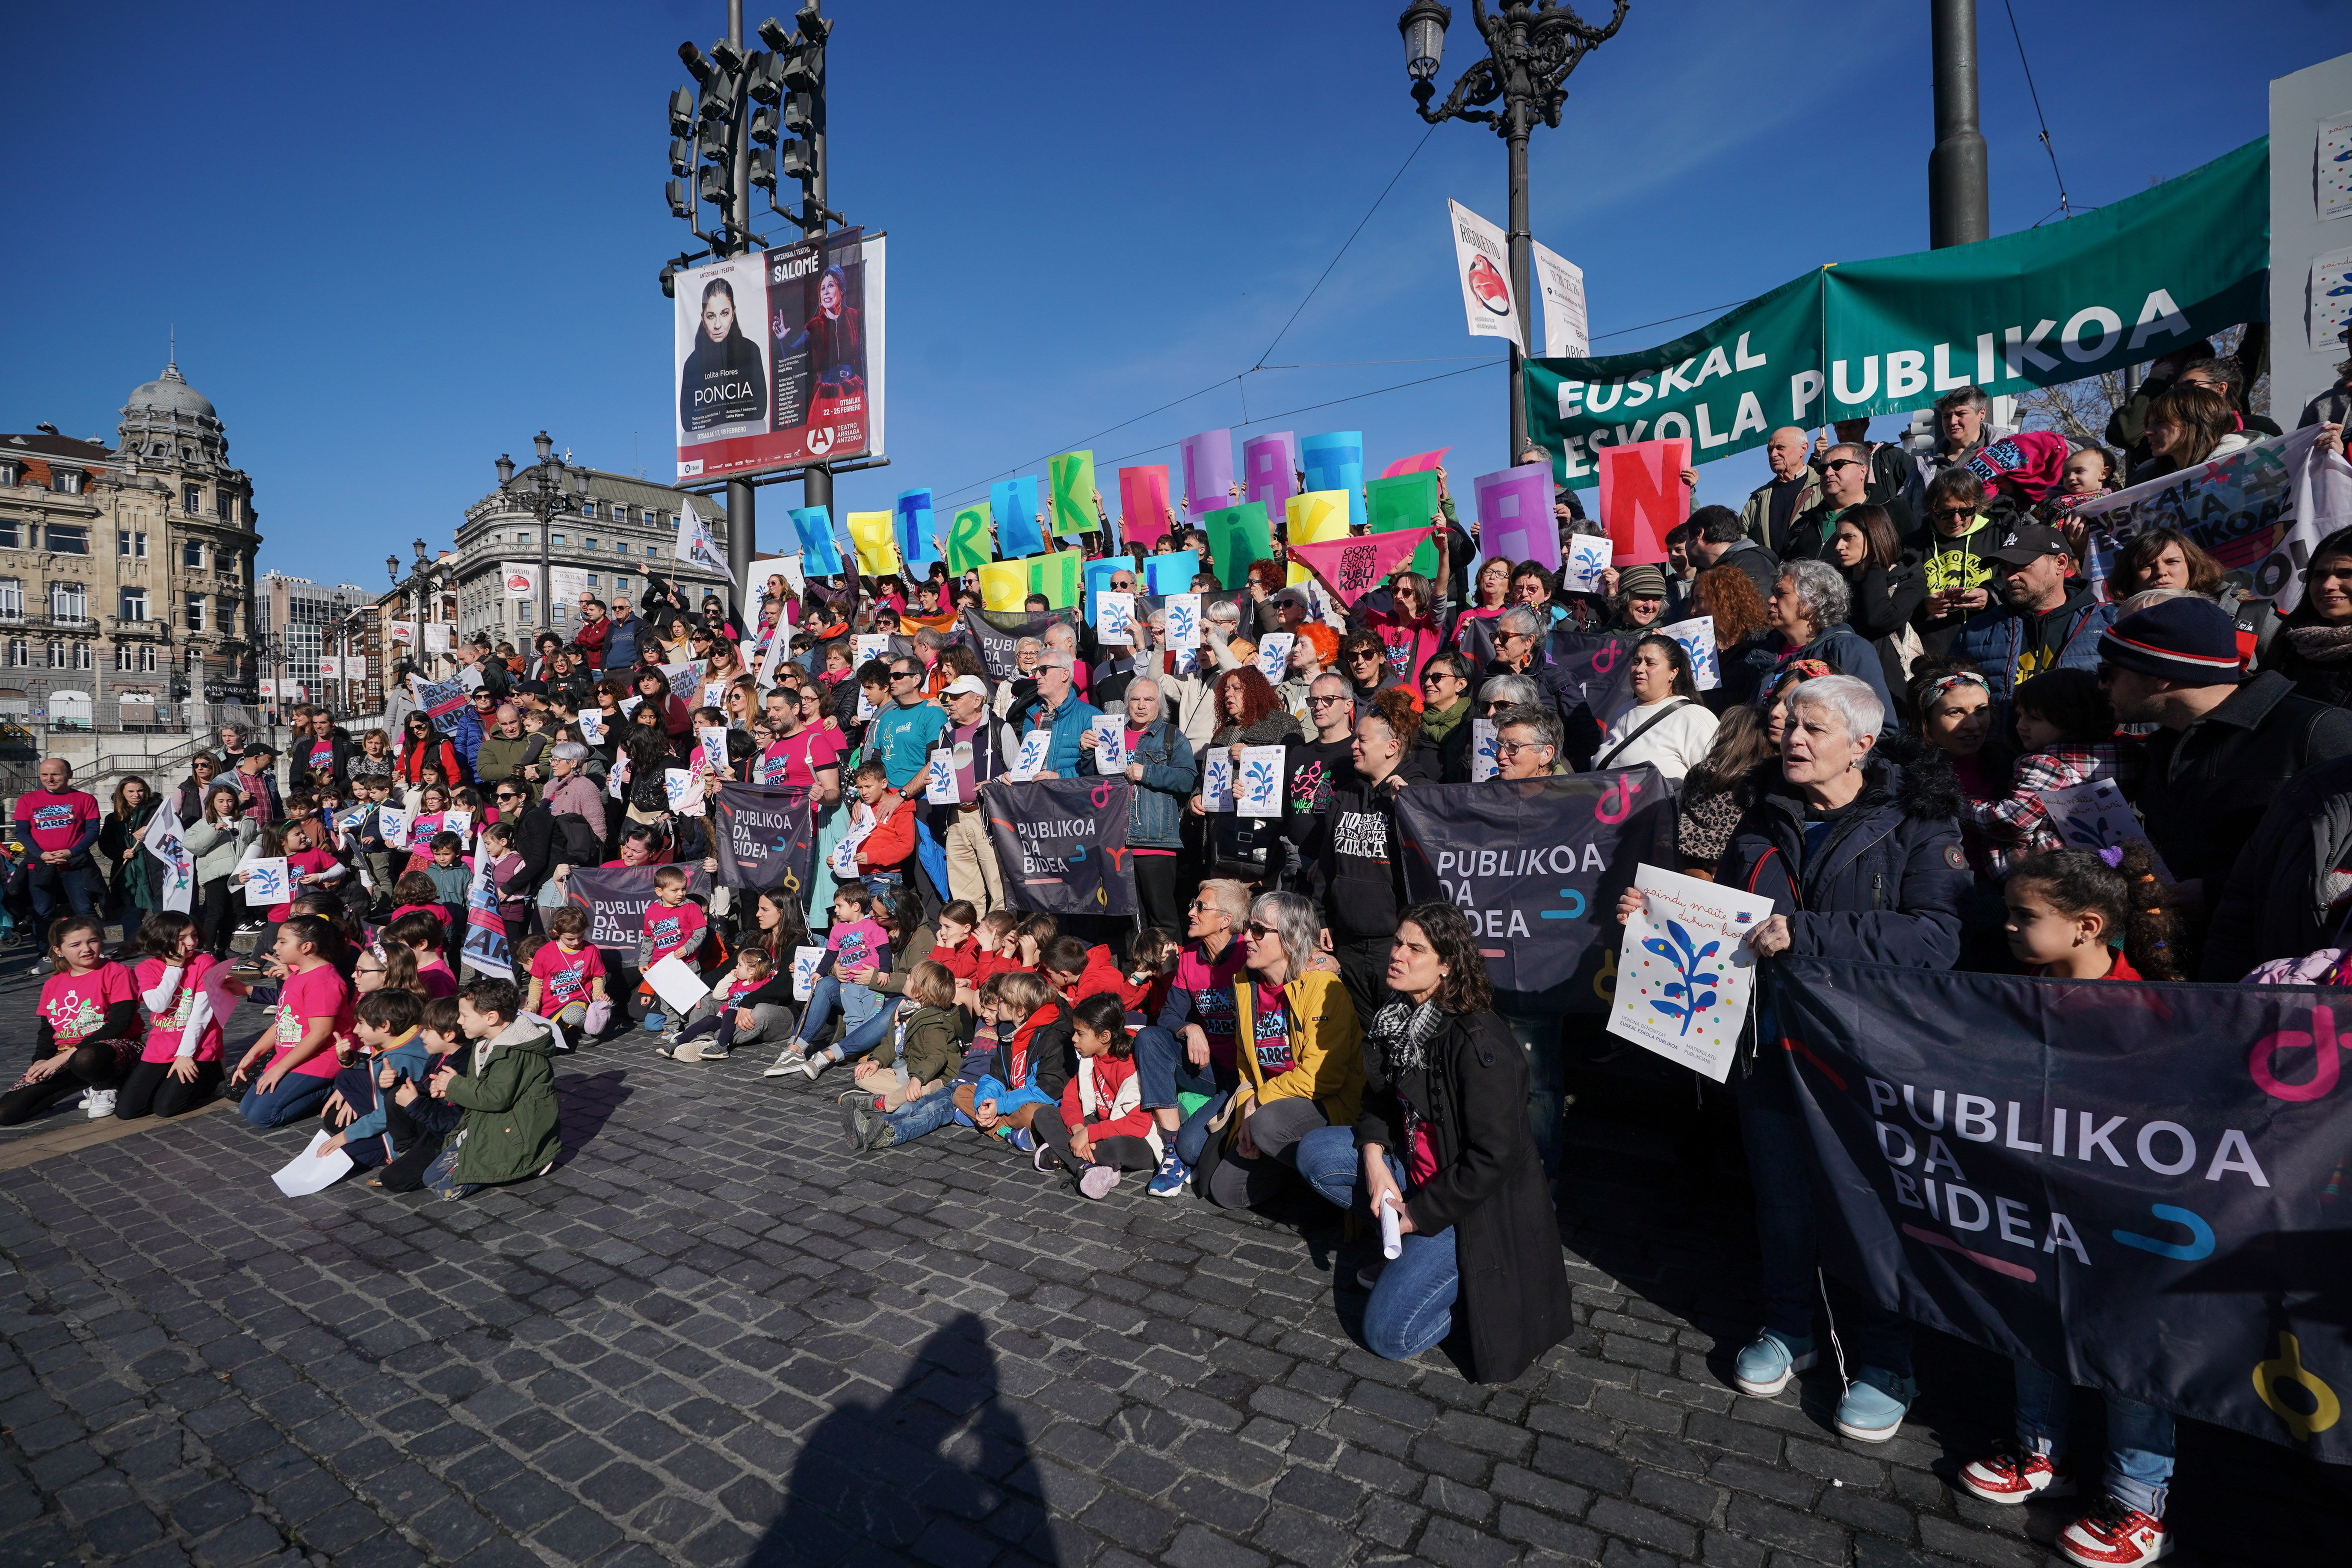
top-left (2001, 0), bottom-right (2071, 222)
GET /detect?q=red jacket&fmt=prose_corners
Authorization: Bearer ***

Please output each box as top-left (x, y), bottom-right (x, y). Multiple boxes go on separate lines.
top-left (1057, 1052), bottom-right (1158, 1145)
top-left (1069, 944), bottom-right (1152, 1010)
top-left (572, 614), bottom-right (610, 668)
top-left (855, 791), bottom-right (916, 872)
top-left (398, 736), bottom-right (463, 786)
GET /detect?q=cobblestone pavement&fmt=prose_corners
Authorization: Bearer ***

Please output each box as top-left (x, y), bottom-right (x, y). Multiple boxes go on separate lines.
top-left (0, 951), bottom-right (2340, 1568)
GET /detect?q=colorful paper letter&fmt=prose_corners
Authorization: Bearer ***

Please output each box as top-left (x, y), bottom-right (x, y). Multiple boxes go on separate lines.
top-left (1143, 549), bottom-right (1200, 596)
top-left (978, 559), bottom-right (1028, 611)
top-left (1118, 465), bottom-right (1174, 550)
top-left (895, 489), bottom-right (939, 567)
top-left (1380, 448), bottom-right (1451, 479)
top-left (1049, 450), bottom-right (1098, 538)
top-left (845, 510), bottom-right (901, 575)
top-left (1028, 549), bottom-right (1082, 609)
top-left (791, 505), bottom-right (842, 576)
top-left (947, 501), bottom-right (994, 573)
top-left (1201, 502), bottom-right (1272, 591)
top-left (1179, 429), bottom-right (1234, 523)
top-left (1084, 555), bottom-right (1136, 625)
top-left (1300, 432), bottom-right (1365, 527)
top-left (1367, 471), bottom-right (1442, 577)
top-left (993, 476), bottom-right (1045, 558)
top-left (1473, 462), bottom-right (1559, 572)
top-left (1597, 437), bottom-right (1690, 566)
top-left (1242, 432), bottom-right (1298, 521)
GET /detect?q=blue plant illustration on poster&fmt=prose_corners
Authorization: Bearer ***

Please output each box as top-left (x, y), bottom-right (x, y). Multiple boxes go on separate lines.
top-left (1643, 920), bottom-right (1722, 1037)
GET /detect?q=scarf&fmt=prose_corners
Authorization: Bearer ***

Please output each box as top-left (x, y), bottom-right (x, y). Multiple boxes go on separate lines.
top-left (1369, 999), bottom-right (1448, 1162)
top-left (2285, 623), bottom-right (2352, 666)
top-left (1419, 696), bottom-right (1471, 746)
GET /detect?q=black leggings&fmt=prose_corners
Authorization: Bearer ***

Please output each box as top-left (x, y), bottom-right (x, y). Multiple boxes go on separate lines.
top-left (0, 1044), bottom-right (128, 1126)
top-left (1132, 853), bottom-right (1182, 935)
top-left (1030, 1114), bottom-right (1161, 1179)
top-left (375, 1099), bottom-right (453, 1193)
top-left (115, 1059), bottom-right (224, 1120)
top-left (194, 877), bottom-right (238, 957)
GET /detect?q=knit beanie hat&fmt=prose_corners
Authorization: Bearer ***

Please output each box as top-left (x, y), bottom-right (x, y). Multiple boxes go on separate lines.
top-left (1618, 564), bottom-right (1670, 599)
top-left (2097, 597), bottom-right (2244, 685)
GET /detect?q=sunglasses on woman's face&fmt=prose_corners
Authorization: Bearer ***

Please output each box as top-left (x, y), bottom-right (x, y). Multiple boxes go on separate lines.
top-left (1244, 921), bottom-right (1276, 939)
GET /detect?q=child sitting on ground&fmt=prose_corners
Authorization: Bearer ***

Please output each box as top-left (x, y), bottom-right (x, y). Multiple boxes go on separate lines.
top-left (848, 959), bottom-right (963, 1111)
top-left (383, 911), bottom-right (460, 998)
top-left (1014, 913), bottom-right (1058, 971)
top-left (845, 972), bottom-right (1010, 1152)
top-left (949, 909), bottom-right (1026, 1010)
top-left (315, 989), bottom-right (429, 1170)
top-left (386, 872), bottom-right (449, 932)
top-left (958, 969), bottom-right (1072, 1154)
top-left (1960, 669), bottom-right (2126, 876)
top-left (373, 997), bottom-right (470, 1192)
top-left (664, 946), bottom-right (775, 1063)
top-left (634, 865), bottom-right (710, 1042)
top-left (424, 979), bottom-right (563, 1200)
top-left (1959, 845), bottom-right (2179, 1567)
top-left (1031, 992), bottom-right (1163, 1199)
top-left (526, 907), bottom-right (608, 1035)
top-left (768, 887), bottom-right (890, 1077)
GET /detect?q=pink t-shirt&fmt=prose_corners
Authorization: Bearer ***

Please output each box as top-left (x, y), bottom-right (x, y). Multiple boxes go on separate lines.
top-left (417, 957), bottom-right (459, 999)
top-left (825, 918), bottom-right (889, 974)
top-left (1170, 938), bottom-right (1248, 1069)
top-left (272, 846), bottom-right (343, 921)
top-left (642, 899), bottom-right (708, 967)
top-left (531, 941), bottom-right (607, 1009)
top-left (759, 726), bottom-right (846, 788)
top-left (39, 962), bottom-right (135, 1048)
top-left (15, 790), bottom-right (100, 857)
top-left (270, 963), bottom-right (355, 1079)
top-left (135, 954), bottom-right (225, 1063)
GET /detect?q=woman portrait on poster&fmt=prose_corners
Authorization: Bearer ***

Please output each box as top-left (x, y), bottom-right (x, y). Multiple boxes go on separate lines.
top-left (678, 275), bottom-right (768, 435)
top-left (802, 264), bottom-right (865, 396)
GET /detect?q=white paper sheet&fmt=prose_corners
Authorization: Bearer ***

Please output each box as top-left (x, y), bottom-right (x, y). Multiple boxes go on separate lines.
top-left (645, 952), bottom-right (712, 1013)
top-left (1091, 715), bottom-right (1129, 774)
top-left (1658, 615), bottom-right (1720, 691)
top-left (1470, 719), bottom-right (1500, 782)
top-left (1008, 731), bottom-right (1052, 781)
top-left (241, 857), bottom-right (290, 905)
top-left (271, 1130), bottom-right (355, 1197)
top-left (1232, 745), bottom-right (1284, 815)
top-left (1564, 535), bottom-right (1613, 595)
top-left (1200, 750), bottom-right (1234, 812)
top-left (1254, 633), bottom-right (1295, 686)
top-left (1606, 864), bottom-right (1774, 1083)
top-left (1165, 593), bottom-right (1202, 651)
top-left (1097, 592), bottom-right (1136, 646)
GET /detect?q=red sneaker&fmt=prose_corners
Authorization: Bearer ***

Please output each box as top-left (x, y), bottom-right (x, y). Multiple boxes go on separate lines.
top-left (2059, 1497), bottom-right (2171, 1566)
top-left (1958, 1441), bottom-right (2075, 1506)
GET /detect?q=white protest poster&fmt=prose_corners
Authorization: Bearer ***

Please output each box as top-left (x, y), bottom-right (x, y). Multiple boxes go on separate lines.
top-left (1008, 730), bottom-right (1052, 781)
top-left (697, 725), bottom-right (730, 775)
top-left (791, 945), bottom-right (825, 1001)
top-left (1658, 616), bottom-right (1720, 691)
top-left (576, 710), bottom-right (606, 746)
top-left (423, 623), bottom-right (452, 653)
top-left (659, 661), bottom-right (700, 699)
top-left (1531, 239), bottom-right (1590, 359)
top-left (1201, 750), bottom-right (1235, 812)
top-left (645, 952), bottom-right (712, 1014)
top-left (2311, 245), bottom-right (2352, 354)
top-left (827, 807), bottom-right (877, 877)
top-left (241, 857), bottom-right (291, 906)
top-left (855, 688), bottom-right (878, 723)
top-left (662, 768), bottom-right (706, 815)
top-left (1564, 535), bottom-right (1612, 595)
top-left (1233, 745), bottom-right (1285, 816)
top-left (1097, 592), bottom-right (1136, 647)
top-left (441, 808), bottom-right (474, 841)
top-left (271, 1130), bottom-right (355, 1197)
top-left (607, 756), bottom-right (630, 800)
top-left (1254, 632), bottom-right (1295, 687)
top-left (924, 748), bottom-right (960, 806)
top-left (458, 664), bottom-right (484, 691)
top-left (1606, 864), bottom-right (1774, 1083)
top-left (700, 681), bottom-right (727, 710)
top-left (2040, 779), bottom-right (2172, 880)
top-left (619, 695), bottom-right (642, 717)
top-left (1091, 715), bottom-right (1128, 774)
top-left (854, 634), bottom-right (890, 667)
top-left (1165, 593), bottom-right (1202, 651)
top-left (1447, 198), bottom-right (1526, 353)
top-left (138, 795), bottom-right (194, 914)
top-left (377, 806), bottom-right (411, 851)
top-left (1470, 719), bottom-right (1500, 782)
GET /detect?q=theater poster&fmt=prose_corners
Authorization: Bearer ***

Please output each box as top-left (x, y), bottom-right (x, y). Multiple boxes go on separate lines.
top-left (673, 227), bottom-right (887, 483)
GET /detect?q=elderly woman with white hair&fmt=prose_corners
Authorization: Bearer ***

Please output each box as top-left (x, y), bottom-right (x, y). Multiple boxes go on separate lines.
top-left (1481, 605), bottom-right (1548, 680)
top-left (1617, 672), bottom-right (1967, 1447)
top-left (1733, 558), bottom-right (1894, 722)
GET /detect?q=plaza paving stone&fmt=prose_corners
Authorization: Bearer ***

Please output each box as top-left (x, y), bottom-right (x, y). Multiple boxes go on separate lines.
top-left (0, 953), bottom-right (2339, 1567)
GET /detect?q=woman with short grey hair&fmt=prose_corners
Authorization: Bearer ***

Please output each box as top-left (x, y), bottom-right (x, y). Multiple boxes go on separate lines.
top-left (1734, 560), bottom-right (1893, 723)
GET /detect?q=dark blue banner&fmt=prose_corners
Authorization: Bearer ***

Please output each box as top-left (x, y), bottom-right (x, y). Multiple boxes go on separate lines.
top-left (985, 777), bottom-right (1135, 916)
top-left (1774, 957), bottom-right (2352, 1462)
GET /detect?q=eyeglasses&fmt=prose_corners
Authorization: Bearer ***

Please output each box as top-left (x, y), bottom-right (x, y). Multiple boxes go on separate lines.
top-left (1308, 694), bottom-right (1349, 707)
top-left (1348, 649), bottom-right (1383, 662)
top-left (1820, 458), bottom-right (1862, 472)
top-left (889, 670), bottom-right (918, 682)
top-left (1244, 921), bottom-right (1276, 938)
top-left (1929, 507), bottom-right (1977, 520)
top-left (1496, 738), bottom-right (1550, 756)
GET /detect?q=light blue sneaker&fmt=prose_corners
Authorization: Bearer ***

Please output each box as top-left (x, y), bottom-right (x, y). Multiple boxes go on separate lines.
top-left (1145, 1148), bottom-right (1191, 1198)
top-left (1731, 1329), bottom-right (1817, 1397)
top-left (1834, 1369), bottom-right (1915, 1442)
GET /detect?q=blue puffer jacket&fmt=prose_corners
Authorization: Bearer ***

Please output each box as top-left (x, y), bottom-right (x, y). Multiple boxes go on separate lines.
top-left (1713, 741), bottom-right (1969, 969)
top-left (1945, 589), bottom-right (2116, 708)
top-left (1120, 719), bottom-right (1195, 850)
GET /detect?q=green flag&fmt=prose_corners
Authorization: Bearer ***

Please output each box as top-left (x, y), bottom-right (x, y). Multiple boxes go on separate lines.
top-left (1367, 471), bottom-right (1442, 577)
top-left (1048, 450), bottom-right (1097, 538)
top-left (1525, 138), bottom-right (2270, 487)
top-left (1201, 502), bottom-right (1272, 591)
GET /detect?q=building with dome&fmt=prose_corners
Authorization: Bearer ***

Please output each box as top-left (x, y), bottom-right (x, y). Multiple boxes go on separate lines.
top-left (0, 358), bottom-right (260, 731)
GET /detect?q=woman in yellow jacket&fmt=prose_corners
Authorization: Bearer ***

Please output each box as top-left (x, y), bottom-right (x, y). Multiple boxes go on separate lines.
top-left (1190, 889), bottom-right (1364, 1208)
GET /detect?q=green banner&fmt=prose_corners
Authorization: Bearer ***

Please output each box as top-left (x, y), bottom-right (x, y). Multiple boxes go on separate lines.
top-left (1526, 138), bottom-right (2270, 488)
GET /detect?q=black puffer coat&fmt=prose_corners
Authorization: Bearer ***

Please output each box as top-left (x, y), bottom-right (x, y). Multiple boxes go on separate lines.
top-left (1355, 1006), bottom-right (1573, 1385)
top-left (1714, 739), bottom-right (1968, 969)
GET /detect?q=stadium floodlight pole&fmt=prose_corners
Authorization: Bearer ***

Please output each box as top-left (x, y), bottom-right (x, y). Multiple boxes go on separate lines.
top-left (759, 1), bottom-right (835, 523)
top-left (1928, 0), bottom-right (1990, 249)
top-left (1397, 0), bottom-right (1627, 458)
top-left (496, 434), bottom-right (588, 642)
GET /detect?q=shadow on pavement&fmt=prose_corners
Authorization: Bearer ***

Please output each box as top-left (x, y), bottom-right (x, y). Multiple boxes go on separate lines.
top-left (746, 1311), bottom-right (1057, 1567)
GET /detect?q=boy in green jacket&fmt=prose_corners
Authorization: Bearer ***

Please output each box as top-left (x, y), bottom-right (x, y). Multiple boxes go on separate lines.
top-left (427, 978), bottom-right (562, 1199)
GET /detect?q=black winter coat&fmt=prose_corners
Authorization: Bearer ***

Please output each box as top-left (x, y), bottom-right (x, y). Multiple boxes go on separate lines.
top-left (2200, 752), bottom-right (2352, 981)
top-left (1354, 1007), bottom-right (1572, 1385)
top-left (2133, 671), bottom-right (2352, 892)
top-left (1714, 741), bottom-right (1968, 969)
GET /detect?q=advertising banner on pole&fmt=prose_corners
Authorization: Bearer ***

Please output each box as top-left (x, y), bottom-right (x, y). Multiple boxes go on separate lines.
top-left (1448, 199), bottom-right (1525, 354)
top-left (1531, 240), bottom-right (1589, 358)
top-left (674, 227), bottom-right (887, 483)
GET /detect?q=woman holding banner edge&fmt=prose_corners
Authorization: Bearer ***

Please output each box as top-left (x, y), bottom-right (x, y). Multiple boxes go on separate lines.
top-left (1617, 672), bottom-right (1968, 1444)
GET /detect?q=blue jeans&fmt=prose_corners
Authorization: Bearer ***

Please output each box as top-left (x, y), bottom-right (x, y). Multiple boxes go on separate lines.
top-left (886, 1081), bottom-right (969, 1143)
top-left (1737, 1064), bottom-right (1914, 1385)
top-left (241, 1072), bottom-right (335, 1129)
top-left (2014, 1360), bottom-right (2174, 1518)
top-left (1498, 1005), bottom-right (1566, 1178)
top-left (1132, 1025), bottom-right (1222, 1113)
top-left (797, 975), bottom-right (886, 1048)
top-left (27, 863), bottom-right (98, 927)
top-left (1294, 1125), bottom-right (1460, 1361)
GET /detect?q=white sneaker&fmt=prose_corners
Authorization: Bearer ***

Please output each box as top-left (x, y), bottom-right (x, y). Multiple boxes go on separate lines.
top-left (762, 1045), bottom-right (807, 1079)
top-left (83, 1090), bottom-right (117, 1119)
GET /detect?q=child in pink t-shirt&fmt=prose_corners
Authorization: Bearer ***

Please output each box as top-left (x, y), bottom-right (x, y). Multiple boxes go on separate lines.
top-left (0, 916), bottom-right (138, 1125)
top-left (118, 912), bottom-right (227, 1122)
top-left (633, 866), bottom-right (709, 1040)
top-left (527, 907), bottom-right (609, 1031)
top-left (227, 915), bottom-right (355, 1129)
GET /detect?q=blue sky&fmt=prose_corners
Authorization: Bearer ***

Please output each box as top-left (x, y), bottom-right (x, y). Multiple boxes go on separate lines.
top-left (1, 0), bottom-right (2334, 589)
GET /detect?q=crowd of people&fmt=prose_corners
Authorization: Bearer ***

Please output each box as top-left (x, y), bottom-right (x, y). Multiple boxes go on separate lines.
top-left (7, 358), bottom-right (2348, 1565)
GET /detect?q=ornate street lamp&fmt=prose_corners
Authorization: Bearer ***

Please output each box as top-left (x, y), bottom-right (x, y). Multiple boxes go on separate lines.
top-left (497, 432), bottom-right (589, 638)
top-left (1398, 0), bottom-right (1628, 455)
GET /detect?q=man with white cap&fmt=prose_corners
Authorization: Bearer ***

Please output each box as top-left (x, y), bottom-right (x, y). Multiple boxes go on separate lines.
top-left (937, 674), bottom-right (1008, 914)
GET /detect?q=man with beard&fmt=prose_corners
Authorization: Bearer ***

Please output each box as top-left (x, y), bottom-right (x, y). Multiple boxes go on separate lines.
top-left (679, 277), bottom-right (767, 434)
